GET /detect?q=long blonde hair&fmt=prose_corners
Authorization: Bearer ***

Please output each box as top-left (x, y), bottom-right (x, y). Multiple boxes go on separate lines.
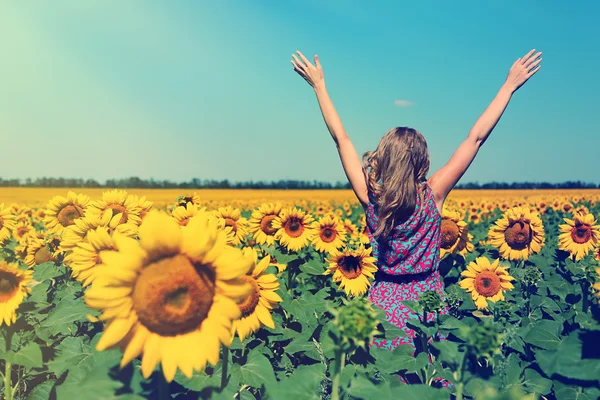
top-left (362, 127), bottom-right (430, 240)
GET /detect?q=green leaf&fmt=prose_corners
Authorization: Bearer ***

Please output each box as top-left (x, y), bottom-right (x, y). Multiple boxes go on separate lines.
top-left (5, 342), bottom-right (43, 369)
top-left (522, 368), bottom-right (552, 395)
top-left (528, 254), bottom-right (549, 270)
top-left (47, 336), bottom-right (93, 376)
top-left (285, 289), bottom-right (328, 326)
top-left (536, 332), bottom-right (600, 381)
top-left (431, 340), bottom-right (460, 366)
top-left (299, 259), bottom-right (326, 275)
top-left (55, 366), bottom-right (122, 400)
top-left (26, 380), bottom-right (55, 400)
top-left (390, 385), bottom-right (450, 400)
top-left (523, 320), bottom-right (562, 350)
top-left (373, 344), bottom-right (429, 374)
top-left (33, 262), bottom-right (62, 281)
top-left (265, 363), bottom-right (325, 400)
top-left (40, 298), bottom-right (90, 336)
top-left (501, 353), bottom-right (522, 387)
top-left (173, 369), bottom-right (217, 392)
top-left (239, 351), bottom-right (276, 388)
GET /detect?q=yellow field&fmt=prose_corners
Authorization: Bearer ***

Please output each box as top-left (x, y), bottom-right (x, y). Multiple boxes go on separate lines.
top-left (1, 187), bottom-right (599, 208)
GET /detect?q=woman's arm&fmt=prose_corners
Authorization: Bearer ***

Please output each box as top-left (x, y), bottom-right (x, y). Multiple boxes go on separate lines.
top-left (291, 51), bottom-right (369, 206)
top-left (428, 49), bottom-right (542, 210)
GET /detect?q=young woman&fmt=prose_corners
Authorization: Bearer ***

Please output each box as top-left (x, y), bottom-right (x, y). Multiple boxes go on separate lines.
top-left (291, 49), bottom-right (541, 355)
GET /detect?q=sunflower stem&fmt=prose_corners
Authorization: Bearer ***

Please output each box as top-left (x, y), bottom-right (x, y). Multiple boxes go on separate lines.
top-left (221, 346), bottom-right (229, 390)
top-left (4, 330), bottom-right (12, 400)
top-left (331, 350), bottom-right (345, 400)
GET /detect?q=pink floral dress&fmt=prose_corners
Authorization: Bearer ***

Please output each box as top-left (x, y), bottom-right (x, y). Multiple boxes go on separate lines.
top-left (365, 183), bottom-right (449, 349)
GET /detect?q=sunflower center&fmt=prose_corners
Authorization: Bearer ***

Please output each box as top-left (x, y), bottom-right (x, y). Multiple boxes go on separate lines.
top-left (320, 227), bottom-right (337, 243)
top-left (224, 218), bottom-right (238, 233)
top-left (132, 254), bottom-right (216, 336)
top-left (16, 227), bottom-right (29, 238)
top-left (57, 204), bottom-right (84, 227)
top-left (504, 220), bottom-right (532, 250)
top-left (0, 271), bottom-right (18, 302)
top-left (571, 223), bottom-right (592, 244)
top-left (474, 271), bottom-right (501, 297)
top-left (238, 276), bottom-right (260, 318)
top-left (283, 217), bottom-right (305, 238)
top-left (260, 215), bottom-right (278, 236)
top-left (338, 255), bottom-right (362, 279)
top-left (34, 246), bottom-right (53, 265)
top-left (107, 204), bottom-right (128, 224)
top-left (440, 219), bottom-right (459, 248)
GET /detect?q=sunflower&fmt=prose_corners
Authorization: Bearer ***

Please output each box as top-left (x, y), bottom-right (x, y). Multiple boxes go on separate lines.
top-left (359, 224), bottom-right (370, 245)
top-left (272, 207), bottom-right (315, 252)
top-left (212, 206), bottom-right (248, 246)
top-left (324, 246), bottom-right (377, 297)
top-left (171, 203), bottom-right (209, 227)
top-left (44, 192), bottom-right (90, 235)
top-left (84, 211), bottom-right (252, 382)
top-left (342, 219), bottom-right (360, 240)
top-left (175, 192), bottom-right (202, 209)
top-left (65, 227), bottom-right (118, 287)
top-left (0, 263), bottom-right (33, 326)
top-left (311, 215), bottom-right (347, 253)
top-left (134, 196), bottom-right (154, 221)
top-left (231, 248), bottom-right (282, 341)
top-left (558, 212), bottom-right (600, 261)
top-left (440, 209), bottom-right (473, 258)
top-left (458, 257), bottom-right (515, 310)
top-left (24, 238), bottom-right (55, 267)
top-left (488, 207), bottom-right (545, 260)
top-left (12, 221), bottom-right (33, 243)
top-left (87, 189), bottom-right (142, 226)
top-left (247, 203), bottom-right (282, 246)
top-left (0, 204), bottom-right (17, 242)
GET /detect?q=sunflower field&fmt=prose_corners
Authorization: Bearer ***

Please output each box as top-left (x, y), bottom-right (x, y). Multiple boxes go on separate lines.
top-left (0, 188), bottom-right (599, 400)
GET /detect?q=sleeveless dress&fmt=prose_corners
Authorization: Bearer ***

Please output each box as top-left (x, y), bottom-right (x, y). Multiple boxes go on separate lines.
top-left (365, 183), bottom-right (449, 350)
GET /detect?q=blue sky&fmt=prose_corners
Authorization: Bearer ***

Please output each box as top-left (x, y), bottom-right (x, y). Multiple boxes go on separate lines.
top-left (1, 1), bottom-right (598, 184)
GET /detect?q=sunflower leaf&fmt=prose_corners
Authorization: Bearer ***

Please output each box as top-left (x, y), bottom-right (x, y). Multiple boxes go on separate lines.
top-left (239, 351), bottom-right (276, 388)
top-left (265, 363), bottom-right (325, 400)
top-left (299, 260), bottom-right (326, 275)
top-left (522, 368), bottom-right (552, 395)
top-left (523, 320), bottom-right (562, 350)
top-left (26, 380), bottom-right (56, 400)
top-left (40, 299), bottom-right (90, 336)
top-left (54, 362), bottom-right (122, 400)
top-left (535, 332), bottom-right (600, 381)
top-left (4, 342), bottom-right (43, 369)
top-left (32, 262), bottom-right (62, 281)
top-left (46, 336), bottom-right (93, 376)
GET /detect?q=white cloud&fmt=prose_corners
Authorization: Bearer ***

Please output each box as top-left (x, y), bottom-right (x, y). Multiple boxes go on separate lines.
top-left (394, 99), bottom-right (414, 107)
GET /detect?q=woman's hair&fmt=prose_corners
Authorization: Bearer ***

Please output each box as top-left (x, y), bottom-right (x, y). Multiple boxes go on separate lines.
top-left (362, 127), bottom-right (430, 240)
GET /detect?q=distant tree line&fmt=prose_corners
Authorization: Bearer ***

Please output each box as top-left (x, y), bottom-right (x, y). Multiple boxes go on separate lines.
top-left (0, 177), bottom-right (598, 190)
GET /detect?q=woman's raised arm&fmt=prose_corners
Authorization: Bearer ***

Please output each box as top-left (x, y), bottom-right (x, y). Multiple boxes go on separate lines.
top-left (291, 50), bottom-right (369, 206)
top-left (428, 49), bottom-right (542, 210)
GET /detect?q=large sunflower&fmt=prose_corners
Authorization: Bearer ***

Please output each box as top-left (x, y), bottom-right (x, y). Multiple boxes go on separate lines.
top-left (231, 248), bottom-right (282, 341)
top-left (488, 207), bottom-right (545, 260)
top-left (324, 246), bottom-right (377, 297)
top-left (247, 203), bottom-right (282, 246)
top-left (212, 207), bottom-right (248, 246)
top-left (272, 207), bottom-right (315, 252)
top-left (65, 227), bottom-right (117, 287)
top-left (558, 212), bottom-right (600, 261)
top-left (84, 211), bottom-right (252, 382)
top-left (0, 204), bottom-right (17, 242)
top-left (0, 263), bottom-right (33, 326)
top-left (44, 192), bottom-right (90, 235)
top-left (87, 189), bottom-right (142, 226)
top-left (459, 257), bottom-right (515, 310)
top-left (311, 215), bottom-right (347, 253)
top-left (440, 209), bottom-right (474, 258)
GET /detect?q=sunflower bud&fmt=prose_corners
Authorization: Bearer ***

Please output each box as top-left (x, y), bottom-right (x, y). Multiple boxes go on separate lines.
top-left (490, 300), bottom-right (511, 322)
top-left (418, 290), bottom-right (443, 314)
top-left (445, 286), bottom-right (463, 313)
top-left (465, 320), bottom-right (503, 360)
top-left (330, 297), bottom-right (380, 353)
top-left (522, 266), bottom-right (543, 287)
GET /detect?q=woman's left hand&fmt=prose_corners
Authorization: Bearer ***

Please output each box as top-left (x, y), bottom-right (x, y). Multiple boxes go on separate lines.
top-left (291, 50), bottom-right (325, 90)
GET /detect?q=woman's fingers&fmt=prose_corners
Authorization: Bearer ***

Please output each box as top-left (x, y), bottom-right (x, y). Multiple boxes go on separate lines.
top-left (296, 51), bottom-right (315, 70)
top-left (291, 54), bottom-right (306, 71)
top-left (520, 49), bottom-right (536, 64)
top-left (526, 57), bottom-right (542, 71)
top-left (524, 52), bottom-right (542, 69)
top-left (526, 65), bottom-right (541, 78)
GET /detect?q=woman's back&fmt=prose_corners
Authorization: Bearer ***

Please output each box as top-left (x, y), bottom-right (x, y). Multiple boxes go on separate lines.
top-left (365, 183), bottom-right (442, 275)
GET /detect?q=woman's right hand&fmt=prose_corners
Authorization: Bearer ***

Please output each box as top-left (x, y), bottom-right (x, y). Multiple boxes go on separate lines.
top-left (291, 50), bottom-right (325, 90)
top-left (504, 49), bottom-right (542, 92)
